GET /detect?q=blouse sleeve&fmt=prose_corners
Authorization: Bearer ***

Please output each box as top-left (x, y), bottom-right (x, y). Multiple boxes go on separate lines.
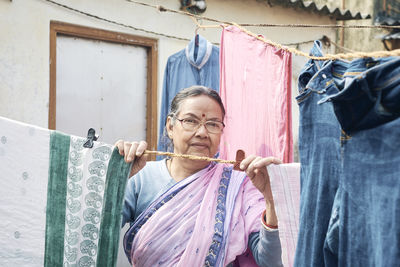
top-left (248, 228), bottom-right (283, 267)
top-left (240, 175), bottom-right (283, 267)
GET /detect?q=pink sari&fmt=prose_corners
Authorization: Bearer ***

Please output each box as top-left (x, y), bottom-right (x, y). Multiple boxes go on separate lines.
top-left (123, 163), bottom-right (265, 266)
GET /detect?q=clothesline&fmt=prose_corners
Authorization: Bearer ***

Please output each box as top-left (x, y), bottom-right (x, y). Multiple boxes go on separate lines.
top-left (144, 150), bottom-right (237, 164)
top-left (45, 0), bottom-right (400, 59)
top-left (44, 0), bottom-right (192, 42)
top-left (127, 0), bottom-right (400, 30)
top-left (43, 0), bottom-right (316, 47)
top-left (193, 22), bottom-right (400, 60)
top-left (193, 22), bottom-right (320, 47)
top-left (195, 23), bottom-right (355, 51)
top-left (232, 23), bottom-right (400, 60)
top-left (126, 0), bottom-right (400, 59)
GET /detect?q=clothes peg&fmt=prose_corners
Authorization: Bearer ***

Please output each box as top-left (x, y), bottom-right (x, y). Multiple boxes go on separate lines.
top-left (195, 29), bottom-right (199, 47)
top-left (83, 128), bottom-right (99, 148)
top-left (233, 149), bottom-right (245, 171)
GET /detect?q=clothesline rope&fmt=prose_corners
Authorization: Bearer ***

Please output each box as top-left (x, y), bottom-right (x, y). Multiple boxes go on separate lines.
top-left (44, 0), bottom-right (400, 59)
top-left (232, 23), bottom-right (400, 60)
top-left (126, 0), bottom-right (400, 30)
top-left (195, 22), bottom-right (400, 59)
top-left (144, 150), bottom-right (237, 164)
top-left (43, 0), bottom-right (191, 42)
top-left (127, 0), bottom-right (400, 59)
top-left (194, 23), bottom-right (357, 51)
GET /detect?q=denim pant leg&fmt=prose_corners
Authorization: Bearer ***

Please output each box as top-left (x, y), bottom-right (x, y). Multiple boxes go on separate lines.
top-left (294, 41), bottom-right (342, 267)
top-left (323, 57), bottom-right (400, 266)
top-left (323, 187), bottom-right (341, 267)
top-left (338, 118), bottom-right (400, 266)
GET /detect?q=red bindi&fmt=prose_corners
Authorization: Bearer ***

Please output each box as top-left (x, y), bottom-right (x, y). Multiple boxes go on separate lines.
top-left (202, 114), bottom-right (205, 117)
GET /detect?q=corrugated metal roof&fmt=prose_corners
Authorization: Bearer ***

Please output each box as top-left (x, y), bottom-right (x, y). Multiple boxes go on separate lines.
top-left (267, 0), bottom-right (371, 21)
top-left (376, 18), bottom-right (400, 26)
top-left (375, 14), bottom-right (400, 26)
top-left (382, 32), bottom-right (400, 40)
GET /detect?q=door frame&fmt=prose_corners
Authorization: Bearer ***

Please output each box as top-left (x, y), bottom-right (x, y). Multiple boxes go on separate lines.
top-left (49, 21), bottom-right (158, 151)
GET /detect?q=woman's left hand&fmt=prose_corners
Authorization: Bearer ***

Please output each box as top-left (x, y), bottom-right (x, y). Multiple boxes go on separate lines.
top-left (240, 156), bottom-right (282, 202)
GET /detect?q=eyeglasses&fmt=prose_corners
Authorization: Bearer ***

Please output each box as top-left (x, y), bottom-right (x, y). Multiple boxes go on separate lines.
top-left (175, 117), bottom-right (225, 134)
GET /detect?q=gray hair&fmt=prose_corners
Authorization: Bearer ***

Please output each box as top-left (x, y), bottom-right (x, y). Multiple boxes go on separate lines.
top-left (160, 85), bottom-right (225, 153)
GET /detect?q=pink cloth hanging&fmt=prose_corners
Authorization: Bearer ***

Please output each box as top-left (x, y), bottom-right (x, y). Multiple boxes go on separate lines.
top-left (219, 26), bottom-right (293, 163)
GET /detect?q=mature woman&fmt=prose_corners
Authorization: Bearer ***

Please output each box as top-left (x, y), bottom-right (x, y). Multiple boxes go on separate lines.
top-left (116, 86), bottom-right (283, 267)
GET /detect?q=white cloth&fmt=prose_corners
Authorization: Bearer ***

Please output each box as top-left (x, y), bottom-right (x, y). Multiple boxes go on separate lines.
top-left (0, 117), bottom-right (50, 266)
top-left (267, 163), bottom-right (301, 267)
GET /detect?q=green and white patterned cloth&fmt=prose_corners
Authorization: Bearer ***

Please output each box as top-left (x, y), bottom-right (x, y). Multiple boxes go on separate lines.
top-left (0, 116), bottom-right (131, 267)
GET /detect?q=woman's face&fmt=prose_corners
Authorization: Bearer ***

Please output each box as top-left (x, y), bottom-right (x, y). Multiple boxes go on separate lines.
top-left (166, 95), bottom-right (224, 158)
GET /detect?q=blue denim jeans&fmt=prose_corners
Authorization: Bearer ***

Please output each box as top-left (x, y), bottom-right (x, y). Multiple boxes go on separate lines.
top-left (295, 40), bottom-right (400, 266)
top-left (294, 41), bottom-right (342, 267)
top-left (321, 57), bottom-right (400, 266)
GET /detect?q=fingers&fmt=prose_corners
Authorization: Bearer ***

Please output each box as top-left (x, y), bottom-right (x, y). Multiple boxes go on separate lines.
top-left (240, 155), bottom-right (282, 177)
top-left (239, 155), bottom-right (257, 172)
top-left (115, 140), bottom-right (125, 155)
top-left (127, 141), bottom-right (148, 177)
top-left (114, 140), bottom-right (148, 177)
top-left (114, 140), bottom-right (148, 163)
top-left (126, 142), bottom-right (138, 162)
top-left (136, 141), bottom-right (147, 156)
top-left (240, 156), bottom-right (263, 178)
top-left (127, 141), bottom-right (147, 161)
top-left (252, 157), bottom-right (282, 168)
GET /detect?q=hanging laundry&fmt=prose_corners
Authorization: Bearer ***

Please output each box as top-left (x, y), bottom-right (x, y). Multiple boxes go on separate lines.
top-left (0, 116), bottom-right (130, 267)
top-left (219, 25), bottom-right (293, 163)
top-left (294, 40), bottom-right (342, 267)
top-left (267, 163), bottom-right (301, 267)
top-left (295, 41), bottom-right (400, 266)
top-left (158, 34), bottom-right (220, 155)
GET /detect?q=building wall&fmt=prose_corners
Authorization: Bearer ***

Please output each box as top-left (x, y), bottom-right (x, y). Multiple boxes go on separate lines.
top-left (343, 0), bottom-right (385, 52)
top-left (314, 0), bottom-right (386, 52)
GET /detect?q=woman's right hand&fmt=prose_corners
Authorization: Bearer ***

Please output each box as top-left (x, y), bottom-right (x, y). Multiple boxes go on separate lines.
top-left (115, 140), bottom-right (148, 177)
